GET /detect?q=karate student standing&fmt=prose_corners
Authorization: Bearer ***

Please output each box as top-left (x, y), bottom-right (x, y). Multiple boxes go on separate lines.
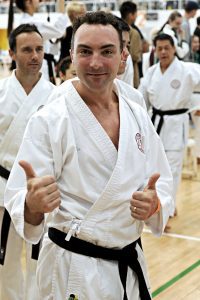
top-left (0, 24), bottom-right (55, 300)
top-left (139, 33), bottom-right (200, 219)
top-left (5, 12), bottom-right (173, 300)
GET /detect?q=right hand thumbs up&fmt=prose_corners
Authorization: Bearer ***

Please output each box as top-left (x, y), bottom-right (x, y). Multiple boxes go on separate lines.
top-left (19, 160), bottom-right (36, 179)
top-left (19, 160), bottom-right (61, 224)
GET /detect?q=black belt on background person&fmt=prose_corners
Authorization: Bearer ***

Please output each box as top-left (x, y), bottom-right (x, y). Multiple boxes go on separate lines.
top-left (44, 53), bottom-right (56, 85)
top-left (0, 165), bottom-right (41, 265)
top-left (151, 107), bottom-right (188, 135)
top-left (48, 227), bottom-right (151, 300)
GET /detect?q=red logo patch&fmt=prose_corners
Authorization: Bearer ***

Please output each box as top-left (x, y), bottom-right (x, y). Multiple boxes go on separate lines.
top-left (135, 133), bottom-right (144, 153)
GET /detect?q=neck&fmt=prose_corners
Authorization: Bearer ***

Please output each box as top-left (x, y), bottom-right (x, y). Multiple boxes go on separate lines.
top-left (74, 81), bottom-right (117, 109)
top-left (160, 57), bottom-right (175, 73)
top-left (184, 13), bottom-right (190, 20)
top-left (15, 70), bottom-right (41, 94)
top-left (26, 7), bottom-right (34, 16)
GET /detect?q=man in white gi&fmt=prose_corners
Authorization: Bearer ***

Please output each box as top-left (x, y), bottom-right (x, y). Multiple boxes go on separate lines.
top-left (5, 12), bottom-right (173, 300)
top-left (0, 24), bottom-right (55, 300)
top-left (139, 33), bottom-right (200, 219)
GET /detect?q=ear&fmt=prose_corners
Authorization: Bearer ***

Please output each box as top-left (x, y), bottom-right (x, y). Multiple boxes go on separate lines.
top-left (59, 71), bottom-right (66, 82)
top-left (9, 49), bottom-right (16, 61)
top-left (70, 49), bottom-right (74, 63)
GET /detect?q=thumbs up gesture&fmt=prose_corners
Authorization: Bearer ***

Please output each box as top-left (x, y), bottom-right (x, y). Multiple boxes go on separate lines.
top-left (130, 173), bottom-right (160, 221)
top-left (19, 160), bottom-right (61, 225)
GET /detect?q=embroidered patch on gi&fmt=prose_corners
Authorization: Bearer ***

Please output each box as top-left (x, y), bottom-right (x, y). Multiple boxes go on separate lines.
top-left (67, 293), bottom-right (79, 300)
top-left (170, 79), bottom-right (181, 89)
top-left (135, 133), bottom-right (144, 153)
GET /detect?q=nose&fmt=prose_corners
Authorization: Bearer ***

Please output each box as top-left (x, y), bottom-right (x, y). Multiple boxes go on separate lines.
top-left (89, 53), bottom-right (102, 69)
top-left (122, 47), bottom-right (129, 60)
top-left (161, 48), bottom-right (166, 54)
top-left (31, 49), bottom-right (39, 60)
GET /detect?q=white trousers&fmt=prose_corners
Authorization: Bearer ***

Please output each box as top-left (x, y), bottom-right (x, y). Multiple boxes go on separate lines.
top-left (165, 150), bottom-right (184, 216)
top-left (0, 207), bottom-right (40, 300)
top-left (191, 113), bottom-right (200, 158)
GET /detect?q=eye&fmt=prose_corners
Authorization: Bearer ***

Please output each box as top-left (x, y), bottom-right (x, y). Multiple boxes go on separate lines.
top-left (23, 47), bottom-right (32, 53)
top-left (79, 49), bottom-right (91, 56)
top-left (36, 47), bottom-right (43, 52)
top-left (102, 49), bottom-right (113, 56)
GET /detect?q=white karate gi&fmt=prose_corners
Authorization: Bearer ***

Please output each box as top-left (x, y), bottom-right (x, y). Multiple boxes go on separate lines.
top-left (190, 90), bottom-right (200, 158)
top-left (117, 55), bottom-right (134, 86)
top-left (18, 13), bottom-right (68, 80)
top-left (163, 24), bottom-right (189, 59)
top-left (139, 58), bottom-right (200, 214)
top-left (48, 77), bottom-right (146, 110)
top-left (5, 79), bottom-right (173, 300)
top-left (0, 71), bottom-right (55, 300)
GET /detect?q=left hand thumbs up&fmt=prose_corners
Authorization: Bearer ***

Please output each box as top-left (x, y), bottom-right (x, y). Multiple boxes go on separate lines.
top-left (143, 173), bottom-right (160, 192)
top-left (130, 173), bottom-right (160, 220)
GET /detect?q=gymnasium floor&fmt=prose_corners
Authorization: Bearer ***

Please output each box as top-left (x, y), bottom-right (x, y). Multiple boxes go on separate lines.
top-left (142, 168), bottom-right (200, 299)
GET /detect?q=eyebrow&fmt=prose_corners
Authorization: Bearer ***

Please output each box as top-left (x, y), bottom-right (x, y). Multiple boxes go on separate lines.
top-left (77, 44), bottom-right (117, 49)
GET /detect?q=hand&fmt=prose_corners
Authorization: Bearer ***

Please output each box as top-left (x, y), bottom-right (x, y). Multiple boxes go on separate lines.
top-left (19, 160), bottom-right (61, 225)
top-left (130, 173), bottom-right (160, 221)
top-left (194, 110), bottom-right (200, 116)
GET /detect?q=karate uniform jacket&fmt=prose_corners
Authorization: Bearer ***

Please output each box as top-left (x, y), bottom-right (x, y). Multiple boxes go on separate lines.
top-left (0, 71), bottom-right (55, 207)
top-left (4, 79), bottom-right (173, 299)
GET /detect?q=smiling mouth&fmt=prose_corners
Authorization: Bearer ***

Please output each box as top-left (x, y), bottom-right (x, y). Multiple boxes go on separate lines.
top-left (87, 73), bottom-right (106, 76)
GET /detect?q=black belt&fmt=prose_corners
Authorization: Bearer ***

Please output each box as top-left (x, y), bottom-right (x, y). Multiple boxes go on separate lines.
top-left (0, 165), bottom-right (10, 180)
top-left (44, 53), bottom-right (56, 85)
top-left (48, 227), bottom-right (151, 300)
top-left (0, 165), bottom-right (41, 264)
top-left (0, 209), bottom-right (11, 265)
top-left (151, 107), bottom-right (188, 135)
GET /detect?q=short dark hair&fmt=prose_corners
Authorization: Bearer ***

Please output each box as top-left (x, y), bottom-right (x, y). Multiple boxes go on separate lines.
top-left (58, 56), bottom-right (73, 75)
top-left (9, 23), bottom-right (43, 52)
top-left (184, 1), bottom-right (199, 12)
top-left (120, 1), bottom-right (137, 20)
top-left (71, 11), bottom-right (123, 52)
top-left (115, 16), bottom-right (130, 32)
top-left (153, 33), bottom-right (175, 47)
top-left (16, 0), bottom-right (26, 12)
top-left (168, 11), bottom-right (182, 23)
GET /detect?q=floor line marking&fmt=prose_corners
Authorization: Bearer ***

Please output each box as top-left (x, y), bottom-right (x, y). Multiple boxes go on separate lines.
top-left (143, 228), bottom-right (200, 242)
top-left (152, 260), bottom-right (200, 298)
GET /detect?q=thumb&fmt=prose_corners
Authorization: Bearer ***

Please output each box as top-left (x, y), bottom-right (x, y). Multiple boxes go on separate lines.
top-left (144, 173), bottom-right (160, 191)
top-left (19, 160), bottom-right (37, 180)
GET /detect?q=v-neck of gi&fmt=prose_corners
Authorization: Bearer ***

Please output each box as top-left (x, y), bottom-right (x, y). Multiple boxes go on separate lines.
top-left (65, 80), bottom-right (125, 167)
top-left (11, 70), bottom-right (43, 99)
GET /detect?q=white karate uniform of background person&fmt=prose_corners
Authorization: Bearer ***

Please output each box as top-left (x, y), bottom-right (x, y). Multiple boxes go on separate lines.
top-left (139, 56), bottom-right (200, 216)
top-left (0, 72), bottom-right (54, 300)
top-left (4, 79), bottom-right (173, 300)
top-left (190, 89), bottom-right (200, 160)
top-left (15, 5), bottom-right (68, 80)
top-left (0, 27), bottom-right (55, 300)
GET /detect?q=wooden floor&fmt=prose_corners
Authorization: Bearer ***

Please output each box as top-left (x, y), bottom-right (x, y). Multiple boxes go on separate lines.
top-left (142, 164), bottom-right (200, 299)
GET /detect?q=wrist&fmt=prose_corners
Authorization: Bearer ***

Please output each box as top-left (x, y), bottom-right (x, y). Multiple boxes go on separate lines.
top-left (24, 202), bottom-right (44, 225)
